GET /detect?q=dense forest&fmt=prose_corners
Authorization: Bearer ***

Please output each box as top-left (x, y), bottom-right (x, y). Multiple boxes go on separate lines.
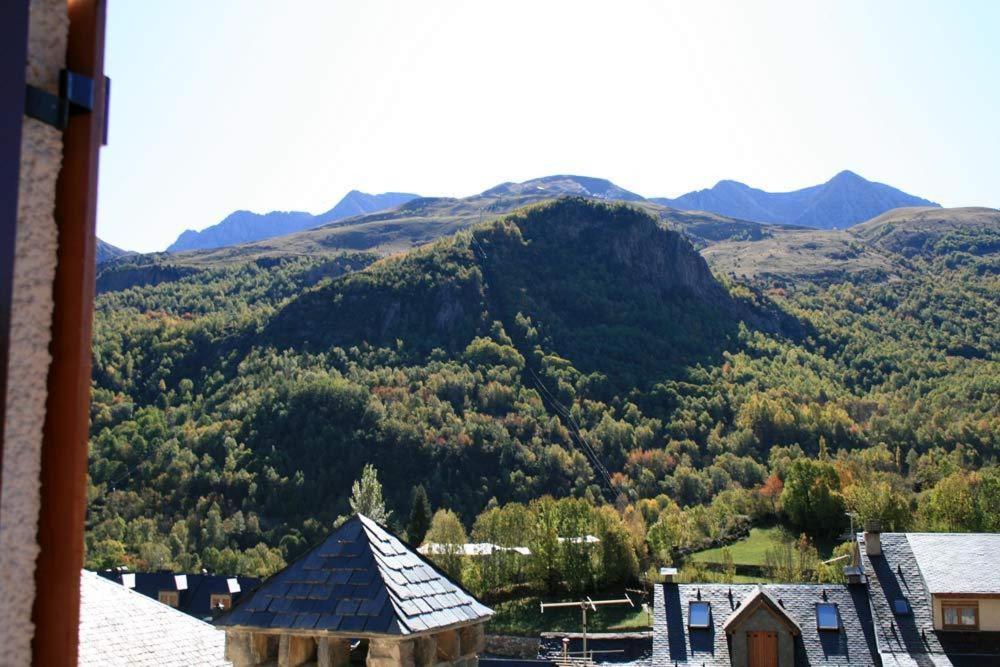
top-left (86, 199), bottom-right (998, 590)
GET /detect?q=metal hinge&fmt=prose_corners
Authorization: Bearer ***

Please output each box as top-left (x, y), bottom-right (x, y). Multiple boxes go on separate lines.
top-left (24, 69), bottom-right (110, 144)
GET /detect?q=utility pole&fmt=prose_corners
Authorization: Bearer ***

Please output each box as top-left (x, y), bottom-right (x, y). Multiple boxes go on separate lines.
top-left (540, 595), bottom-right (633, 663)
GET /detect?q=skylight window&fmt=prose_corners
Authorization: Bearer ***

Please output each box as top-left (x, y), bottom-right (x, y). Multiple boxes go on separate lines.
top-left (893, 598), bottom-right (912, 615)
top-left (817, 602), bottom-right (839, 630)
top-left (689, 601), bottom-right (711, 628)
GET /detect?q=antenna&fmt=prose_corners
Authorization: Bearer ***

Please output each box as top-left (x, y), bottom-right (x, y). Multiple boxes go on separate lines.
top-left (838, 511), bottom-right (858, 542)
top-left (540, 595), bottom-right (633, 663)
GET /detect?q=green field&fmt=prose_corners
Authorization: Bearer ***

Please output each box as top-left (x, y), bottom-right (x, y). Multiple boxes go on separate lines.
top-left (486, 595), bottom-right (653, 636)
top-left (689, 526), bottom-right (837, 566)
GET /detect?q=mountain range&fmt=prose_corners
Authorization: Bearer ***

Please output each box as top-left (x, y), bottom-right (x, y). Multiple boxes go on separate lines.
top-left (652, 170), bottom-right (938, 229)
top-left (166, 190), bottom-right (419, 252)
top-left (158, 171), bottom-right (938, 254)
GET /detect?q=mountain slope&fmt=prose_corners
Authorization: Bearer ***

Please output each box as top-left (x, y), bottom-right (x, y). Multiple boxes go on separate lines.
top-left (96, 238), bottom-right (132, 264)
top-left (701, 206), bottom-right (1000, 282)
top-left (850, 206), bottom-right (1000, 257)
top-left (166, 190), bottom-right (419, 252)
top-left (266, 198), bottom-right (781, 382)
top-left (86, 197), bottom-right (999, 573)
top-left (654, 170), bottom-right (938, 229)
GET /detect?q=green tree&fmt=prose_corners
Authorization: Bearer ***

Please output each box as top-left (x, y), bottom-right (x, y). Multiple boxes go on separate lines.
top-left (424, 509), bottom-right (467, 581)
top-left (408, 485), bottom-right (433, 545)
top-left (922, 471), bottom-right (976, 531)
top-left (720, 548), bottom-right (736, 584)
top-left (975, 467), bottom-right (1000, 531)
top-left (780, 459), bottom-right (845, 538)
top-left (597, 519), bottom-right (639, 588)
top-left (843, 473), bottom-right (912, 531)
top-left (527, 498), bottom-right (561, 593)
top-left (349, 464), bottom-right (391, 524)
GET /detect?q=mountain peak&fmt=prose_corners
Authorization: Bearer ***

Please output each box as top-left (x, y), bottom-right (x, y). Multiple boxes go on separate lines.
top-left (166, 191), bottom-right (419, 252)
top-left (481, 174), bottom-right (644, 201)
top-left (656, 171), bottom-right (938, 229)
top-left (828, 169), bottom-right (864, 183)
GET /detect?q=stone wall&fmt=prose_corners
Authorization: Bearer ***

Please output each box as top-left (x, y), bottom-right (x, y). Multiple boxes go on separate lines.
top-left (225, 623), bottom-right (488, 667)
top-left (727, 606), bottom-right (796, 667)
top-left (0, 0), bottom-right (67, 664)
top-left (484, 634), bottom-right (540, 658)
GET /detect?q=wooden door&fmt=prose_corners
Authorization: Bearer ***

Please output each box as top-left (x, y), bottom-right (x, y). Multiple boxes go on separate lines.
top-left (748, 631), bottom-right (778, 667)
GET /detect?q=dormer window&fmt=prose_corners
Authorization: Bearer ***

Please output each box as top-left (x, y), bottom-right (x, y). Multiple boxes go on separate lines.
top-left (158, 590), bottom-right (179, 608)
top-left (210, 593), bottom-right (232, 610)
top-left (816, 602), bottom-right (839, 630)
top-left (689, 601), bottom-right (711, 628)
top-left (893, 598), bottom-right (912, 615)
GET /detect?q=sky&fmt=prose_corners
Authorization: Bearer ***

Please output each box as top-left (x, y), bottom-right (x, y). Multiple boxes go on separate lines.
top-left (97, 0), bottom-right (1000, 252)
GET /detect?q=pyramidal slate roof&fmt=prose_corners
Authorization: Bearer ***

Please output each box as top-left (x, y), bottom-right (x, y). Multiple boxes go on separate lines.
top-left (215, 514), bottom-right (492, 636)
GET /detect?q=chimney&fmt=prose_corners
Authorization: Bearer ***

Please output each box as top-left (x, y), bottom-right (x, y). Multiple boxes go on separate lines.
top-left (660, 567), bottom-right (678, 583)
top-left (843, 566), bottom-right (865, 585)
top-left (864, 521), bottom-right (882, 556)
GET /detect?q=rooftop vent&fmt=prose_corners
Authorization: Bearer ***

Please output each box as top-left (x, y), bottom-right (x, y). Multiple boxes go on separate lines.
top-left (659, 567), bottom-right (678, 583)
top-left (843, 565), bottom-right (865, 585)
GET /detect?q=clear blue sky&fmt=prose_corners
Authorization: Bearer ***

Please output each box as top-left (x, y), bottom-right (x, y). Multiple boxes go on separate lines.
top-left (97, 0), bottom-right (1000, 252)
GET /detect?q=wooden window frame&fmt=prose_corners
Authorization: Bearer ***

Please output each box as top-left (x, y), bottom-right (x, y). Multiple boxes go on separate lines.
top-left (210, 593), bottom-right (232, 610)
top-left (942, 601), bottom-right (979, 631)
top-left (158, 590), bottom-right (180, 608)
top-left (26, 1), bottom-right (107, 665)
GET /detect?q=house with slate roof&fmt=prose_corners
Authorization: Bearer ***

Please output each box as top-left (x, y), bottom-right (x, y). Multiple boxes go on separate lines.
top-left (97, 570), bottom-right (260, 620)
top-left (652, 574), bottom-right (879, 666)
top-left (78, 570), bottom-right (230, 666)
top-left (215, 514), bottom-right (493, 666)
top-left (857, 526), bottom-right (1000, 666)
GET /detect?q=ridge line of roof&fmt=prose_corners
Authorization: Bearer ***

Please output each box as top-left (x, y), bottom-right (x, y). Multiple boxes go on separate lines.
top-left (357, 514), bottom-right (494, 621)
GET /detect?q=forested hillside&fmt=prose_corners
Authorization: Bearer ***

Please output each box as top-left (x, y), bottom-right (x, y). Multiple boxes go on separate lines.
top-left (86, 199), bottom-right (999, 582)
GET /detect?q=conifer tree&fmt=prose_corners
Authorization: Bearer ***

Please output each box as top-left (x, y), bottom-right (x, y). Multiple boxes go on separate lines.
top-left (408, 485), bottom-right (432, 545)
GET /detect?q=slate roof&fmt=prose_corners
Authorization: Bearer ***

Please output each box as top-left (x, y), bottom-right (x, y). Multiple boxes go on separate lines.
top-left (905, 533), bottom-right (1000, 594)
top-left (97, 570), bottom-right (260, 620)
top-left (858, 532), bottom-right (1000, 666)
top-left (652, 583), bottom-right (878, 666)
top-left (79, 570), bottom-right (229, 666)
top-left (215, 514), bottom-right (492, 636)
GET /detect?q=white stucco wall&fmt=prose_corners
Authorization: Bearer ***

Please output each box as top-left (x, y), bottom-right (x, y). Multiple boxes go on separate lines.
top-left (0, 0), bottom-right (67, 664)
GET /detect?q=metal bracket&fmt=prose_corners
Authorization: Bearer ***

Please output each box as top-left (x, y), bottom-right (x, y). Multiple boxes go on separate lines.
top-left (24, 69), bottom-right (107, 139)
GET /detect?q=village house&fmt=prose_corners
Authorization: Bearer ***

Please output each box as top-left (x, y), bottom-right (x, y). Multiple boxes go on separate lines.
top-left (652, 530), bottom-right (1000, 667)
top-left (857, 527), bottom-right (1000, 666)
top-left (653, 578), bottom-right (879, 666)
top-left (97, 570), bottom-right (261, 620)
top-left (78, 570), bottom-right (230, 666)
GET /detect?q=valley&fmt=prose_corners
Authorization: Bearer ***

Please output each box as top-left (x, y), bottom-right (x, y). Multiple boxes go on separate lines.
top-left (87, 190), bottom-right (999, 595)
